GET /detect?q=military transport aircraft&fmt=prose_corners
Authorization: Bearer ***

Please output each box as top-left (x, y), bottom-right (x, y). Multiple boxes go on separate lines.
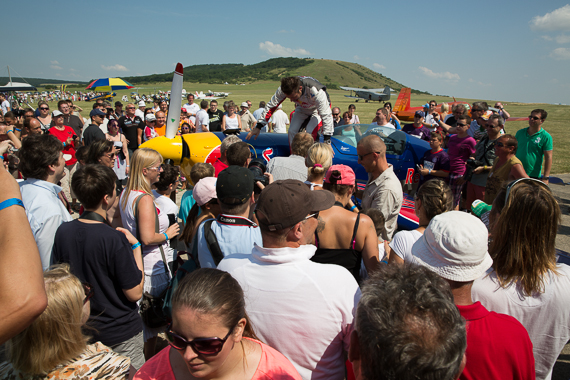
top-left (340, 85), bottom-right (393, 103)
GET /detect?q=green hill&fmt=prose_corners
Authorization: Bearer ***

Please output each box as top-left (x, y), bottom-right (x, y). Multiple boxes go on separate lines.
top-left (121, 57), bottom-right (423, 93)
top-left (0, 77), bottom-right (87, 87)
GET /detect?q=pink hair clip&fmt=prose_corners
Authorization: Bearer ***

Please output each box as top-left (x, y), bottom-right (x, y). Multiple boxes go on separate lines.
top-left (314, 164), bottom-right (323, 168)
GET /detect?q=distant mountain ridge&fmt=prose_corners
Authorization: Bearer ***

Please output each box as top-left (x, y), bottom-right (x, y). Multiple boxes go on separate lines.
top-left (121, 58), bottom-right (423, 93)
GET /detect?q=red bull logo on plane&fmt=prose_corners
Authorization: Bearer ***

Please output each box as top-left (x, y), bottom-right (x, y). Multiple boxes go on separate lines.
top-left (204, 145), bottom-right (221, 165)
top-left (262, 148), bottom-right (274, 163)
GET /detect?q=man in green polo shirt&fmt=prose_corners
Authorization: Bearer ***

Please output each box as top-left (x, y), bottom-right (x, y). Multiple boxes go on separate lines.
top-left (515, 109), bottom-right (552, 184)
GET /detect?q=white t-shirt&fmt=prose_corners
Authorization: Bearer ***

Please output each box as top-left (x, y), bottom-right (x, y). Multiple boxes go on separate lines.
top-left (152, 190), bottom-right (179, 263)
top-left (1, 100), bottom-right (10, 115)
top-left (472, 265), bottom-right (570, 380)
top-left (269, 109), bottom-right (289, 133)
top-left (195, 109), bottom-right (210, 132)
top-left (224, 114), bottom-right (240, 130)
top-left (183, 103), bottom-right (200, 124)
top-left (135, 109), bottom-right (144, 121)
top-left (390, 229), bottom-right (423, 263)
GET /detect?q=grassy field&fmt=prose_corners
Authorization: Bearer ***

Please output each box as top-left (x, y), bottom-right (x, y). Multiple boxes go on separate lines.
top-left (47, 81), bottom-right (570, 174)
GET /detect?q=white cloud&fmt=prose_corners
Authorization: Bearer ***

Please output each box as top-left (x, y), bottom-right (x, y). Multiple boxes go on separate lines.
top-left (50, 65), bottom-right (62, 70)
top-left (418, 66), bottom-right (460, 82)
top-left (541, 35), bottom-right (553, 41)
top-left (373, 63), bottom-right (386, 70)
top-left (468, 78), bottom-right (492, 87)
top-left (258, 41), bottom-right (310, 57)
top-left (50, 60), bottom-right (59, 65)
top-left (530, 4), bottom-right (570, 31)
top-left (556, 34), bottom-right (570, 43)
top-left (101, 64), bottom-right (129, 72)
top-left (353, 55), bottom-right (360, 60)
top-left (550, 47), bottom-right (570, 59)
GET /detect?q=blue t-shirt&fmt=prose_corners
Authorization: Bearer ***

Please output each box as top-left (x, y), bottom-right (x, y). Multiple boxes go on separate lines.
top-left (179, 189), bottom-right (196, 224)
top-left (420, 149), bottom-right (450, 186)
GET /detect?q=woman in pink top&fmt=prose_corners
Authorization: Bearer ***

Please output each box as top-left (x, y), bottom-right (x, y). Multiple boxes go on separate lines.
top-left (134, 268), bottom-right (301, 380)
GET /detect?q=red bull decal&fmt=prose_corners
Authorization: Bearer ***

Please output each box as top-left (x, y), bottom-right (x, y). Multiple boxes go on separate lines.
top-left (405, 168), bottom-right (414, 185)
top-left (204, 145), bottom-right (221, 165)
top-left (262, 147), bottom-right (274, 163)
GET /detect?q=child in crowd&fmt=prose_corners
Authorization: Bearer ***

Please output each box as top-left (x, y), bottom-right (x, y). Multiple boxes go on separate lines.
top-left (178, 163), bottom-right (215, 230)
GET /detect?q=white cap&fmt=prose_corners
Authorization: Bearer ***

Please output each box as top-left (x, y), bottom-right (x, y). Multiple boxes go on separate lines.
top-left (241, 102), bottom-right (249, 108)
top-left (138, 100), bottom-right (145, 107)
top-left (145, 113), bottom-right (156, 122)
top-left (52, 110), bottom-right (63, 117)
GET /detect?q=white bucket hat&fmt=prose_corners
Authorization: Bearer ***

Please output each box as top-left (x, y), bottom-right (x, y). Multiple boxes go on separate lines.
top-left (412, 211), bottom-right (492, 282)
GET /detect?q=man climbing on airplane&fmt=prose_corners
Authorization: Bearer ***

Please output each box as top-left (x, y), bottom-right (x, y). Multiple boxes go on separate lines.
top-left (246, 76), bottom-right (333, 145)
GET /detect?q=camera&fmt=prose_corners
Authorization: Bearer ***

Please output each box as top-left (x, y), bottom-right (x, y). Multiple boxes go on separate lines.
top-left (248, 158), bottom-right (269, 194)
top-left (12, 109), bottom-right (25, 117)
top-left (463, 158), bottom-right (484, 182)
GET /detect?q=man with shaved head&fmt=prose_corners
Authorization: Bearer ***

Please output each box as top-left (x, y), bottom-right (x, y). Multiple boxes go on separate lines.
top-left (356, 135), bottom-right (403, 239)
top-left (24, 117), bottom-right (43, 136)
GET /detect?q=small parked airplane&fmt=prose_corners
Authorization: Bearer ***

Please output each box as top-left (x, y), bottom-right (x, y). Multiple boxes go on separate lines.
top-left (339, 85), bottom-right (394, 103)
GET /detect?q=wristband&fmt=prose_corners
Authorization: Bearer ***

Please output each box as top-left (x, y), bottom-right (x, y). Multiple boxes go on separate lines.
top-left (163, 232), bottom-right (169, 242)
top-left (14, 128), bottom-right (21, 132)
top-left (0, 156), bottom-right (3, 161)
top-left (0, 198), bottom-right (25, 212)
top-left (7, 130), bottom-right (13, 134)
top-left (63, 142), bottom-right (66, 147)
top-left (429, 168), bottom-right (432, 174)
top-left (131, 242), bottom-right (141, 250)
top-left (350, 205), bottom-right (357, 211)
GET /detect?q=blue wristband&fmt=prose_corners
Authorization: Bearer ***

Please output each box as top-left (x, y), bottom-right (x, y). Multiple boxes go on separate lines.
top-left (350, 205), bottom-right (357, 211)
top-left (131, 242), bottom-right (141, 250)
top-left (0, 198), bottom-right (24, 212)
top-left (163, 232), bottom-right (169, 242)
top-left (14, 127), bottom-right (21, 132)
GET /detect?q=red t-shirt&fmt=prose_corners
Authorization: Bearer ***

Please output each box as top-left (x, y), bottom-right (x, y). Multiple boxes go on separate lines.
top-left (134, 338), bottom-right (301, 380)
top-left (458, 302), bottom-right (535, 380)
top-left (48, 125), bottom-right (77, 165)
top-left (212, 159), bottom-right (228, 177)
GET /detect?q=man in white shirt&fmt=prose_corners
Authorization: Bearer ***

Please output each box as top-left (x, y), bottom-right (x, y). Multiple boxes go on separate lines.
top-left (268, 103), bottom-right (289, 133)
top-left (183, 94), bottom-right (200, 125)
top-left (135, 100), bottom-right (145, 120)
top-left (367, 108), bottom-right (395, 131)
top-left (0, 93), bottom-right (10, 115)
top-left (18, 134), bottom-right (72, 270)
top-left (218, 180), bottom-right (360, 380)
top-left (195, 100), bottom-right (210, 132)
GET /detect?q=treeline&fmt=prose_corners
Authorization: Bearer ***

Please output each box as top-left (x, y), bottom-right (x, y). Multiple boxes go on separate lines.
top-left (123, 58), bottom-right (313, 85)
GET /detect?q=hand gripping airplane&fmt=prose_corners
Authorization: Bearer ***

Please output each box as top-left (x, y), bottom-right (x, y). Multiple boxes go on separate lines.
top-left (340, 85), bottom-right (393, 103)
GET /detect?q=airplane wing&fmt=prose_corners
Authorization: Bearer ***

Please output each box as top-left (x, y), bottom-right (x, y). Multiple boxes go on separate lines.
top-left (340, 86), bottom-right (364, 91)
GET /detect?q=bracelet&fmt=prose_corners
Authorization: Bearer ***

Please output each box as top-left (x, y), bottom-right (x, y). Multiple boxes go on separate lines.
top-left (7, 130), bottom-right (13, 134)
top-left (350, 205), bottom-right (357, 211)
top-left (131, 242), bottom-right (141, 250)
top-left (14, 128), bottom-right (21, 132)
top-left (0, 198), bottom-right (25, 212)
top-left (429, 168), bottom-right (432, 174)
top-left (163, 232), bottom-right (169, 242)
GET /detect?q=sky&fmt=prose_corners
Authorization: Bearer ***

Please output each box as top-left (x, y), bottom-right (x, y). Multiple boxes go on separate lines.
top-left (2, 0), bottom-right (570, 104)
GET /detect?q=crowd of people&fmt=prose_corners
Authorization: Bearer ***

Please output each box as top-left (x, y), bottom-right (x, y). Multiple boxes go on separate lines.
top-left (0, 77), bottom-right (567, 380)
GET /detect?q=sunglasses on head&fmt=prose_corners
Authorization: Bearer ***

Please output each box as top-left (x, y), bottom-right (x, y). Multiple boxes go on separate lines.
top-left (166, 324), bottom-right (235, 355)
top-left (504, 178), bottom-right (550, 204)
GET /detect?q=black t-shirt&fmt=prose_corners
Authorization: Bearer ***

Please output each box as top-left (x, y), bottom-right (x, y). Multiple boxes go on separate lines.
top-left (52, 220), bottom-right (143, 346)
top-left (83, 124), bottom-right (106, 147)
top-left (118, 115), bottom-right (144, 150)
top-left (207, 109), bottom-right (224, 132)
top-left (445, 116), bottom-right (458, 128)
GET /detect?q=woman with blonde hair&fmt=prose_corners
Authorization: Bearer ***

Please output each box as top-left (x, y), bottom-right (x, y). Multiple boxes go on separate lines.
top-left (0, 264), bottom-right (132, 379)
top-left (388, 179), bottom-right (454, 265)
top-left (119, 148), bottom-right (180, 360)
top-left (472, 179), bottom-right (570, 380)
top-left (134, 268), bottom-right (301, 380)
top-left (304, 143), bottom-right (334, 190)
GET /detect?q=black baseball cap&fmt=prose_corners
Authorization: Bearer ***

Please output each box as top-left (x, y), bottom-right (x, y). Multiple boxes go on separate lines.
top-left (216, 166), bottom-right (254, 205)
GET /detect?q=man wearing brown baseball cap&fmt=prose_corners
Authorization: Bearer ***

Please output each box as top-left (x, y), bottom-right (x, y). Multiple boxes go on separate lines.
top-left (218, 179), bottom-right (361, 380)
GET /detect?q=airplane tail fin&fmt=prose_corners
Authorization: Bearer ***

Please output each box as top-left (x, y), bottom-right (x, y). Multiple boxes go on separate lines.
top-left (393, 88), bottom-right (411, 112)
top-left (383, 85), bottom-right (391, 95)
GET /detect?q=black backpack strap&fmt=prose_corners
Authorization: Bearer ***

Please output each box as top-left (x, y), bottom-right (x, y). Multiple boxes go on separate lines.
top-left (204, 220), bottom-right (225, 265)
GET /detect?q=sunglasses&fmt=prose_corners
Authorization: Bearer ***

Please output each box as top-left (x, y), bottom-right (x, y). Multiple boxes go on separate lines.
top-left (528, 116), bottom-right (540, 120)
top-left (127, 107), bottom-right (136, 109)
top-left (495, 142), bottom-right (505, 147)
top-left (456, 123), bottom-right (468, 127)
top-left (332, 113), bottom-right (339, 116)
top-left (504, 178), bottom-right (550, 204)
top-left (83, 282), bottom-right (94, 304)
top-left (148, 164), bottom-right (163, 171)
top-left (166, 324), bottom-right (235, 355)
top-left (40, 107), bottom-right (49, 110)
top-left (304, 211), bottom-right (319, 221)
top-left (358, 151), bottom-right (380, 161)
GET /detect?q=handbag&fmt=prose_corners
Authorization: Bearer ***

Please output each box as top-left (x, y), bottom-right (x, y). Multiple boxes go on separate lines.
top-left (133, 194), bottom-right (171, 328)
